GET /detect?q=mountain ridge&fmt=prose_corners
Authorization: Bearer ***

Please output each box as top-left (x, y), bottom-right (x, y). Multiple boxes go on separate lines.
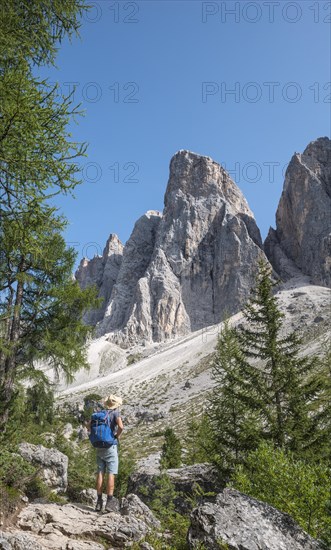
top-left (75, 137), bottom-right (330, 352)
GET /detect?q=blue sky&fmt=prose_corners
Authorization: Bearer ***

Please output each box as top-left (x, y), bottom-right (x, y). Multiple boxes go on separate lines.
top-left (42, 1), bottom-right (330, 266)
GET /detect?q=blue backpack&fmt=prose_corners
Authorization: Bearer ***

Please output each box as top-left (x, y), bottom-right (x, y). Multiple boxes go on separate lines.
top-left (89, 410), bottom-right (117, 448)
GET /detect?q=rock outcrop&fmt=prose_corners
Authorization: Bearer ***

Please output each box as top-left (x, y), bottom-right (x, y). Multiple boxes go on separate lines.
top-left (265, 137), bottom-right (331, 286)
top-left (5, 495), bottom-right (161, 549)
top-left (188, 488), bottom-right (323, 550)
top-left (18, 443), bottom-right (68, 493)
top-left (95, 151), bottom-right (265, 344)
top-left (75, 234), bottom-right (123, 325)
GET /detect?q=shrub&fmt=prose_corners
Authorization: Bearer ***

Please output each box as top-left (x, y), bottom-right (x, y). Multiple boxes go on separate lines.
top-left (0, 449), bottom-right (36, 488)
top-left (233, 443), bottom-right (331, 543)
top-left (25, 382), bottom-right (55, 425)
top-left (82, 393), bottom-right (103, 421)
top-left (184, 413), bottom-right (212, 466)
top-left (114, 448), bottom-right (136, 498)
top-left (147, 473), bottom-right (190, 549)
top-left (0, 484), bottom-right (22, 526)
top-left (57, 439), bottom-right (96, 502)
top-left (127, 353), bottom-right (143, 365)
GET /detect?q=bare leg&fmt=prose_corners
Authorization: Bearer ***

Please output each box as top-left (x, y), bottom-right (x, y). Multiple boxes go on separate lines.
top-left (106, 474), bottom-right (115, 496)
top-left (96, 472), bottom-right (104, 495)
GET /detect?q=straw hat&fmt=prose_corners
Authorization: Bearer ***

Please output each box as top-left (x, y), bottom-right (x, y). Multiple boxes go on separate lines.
top-left (104, 394), bottom-right (122, 410)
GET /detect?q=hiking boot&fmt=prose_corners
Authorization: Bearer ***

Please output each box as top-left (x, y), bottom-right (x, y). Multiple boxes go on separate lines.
top-left (104, 496), bottom-right (118, 513)
top-left (95, 495), bottom-right (103, 512)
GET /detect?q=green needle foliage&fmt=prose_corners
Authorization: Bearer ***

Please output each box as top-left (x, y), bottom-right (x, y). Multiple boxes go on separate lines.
top-left (0, 1), bottom-right (87, 68)
top-left (0, 0), bottom-right (98, 431)
top-left (237, 261), bottom-right (316, 453)
top-left (208, 321), bottom-right (261, 477)
top-left (160, 427), bottom-right (182, 469)
top-left (304, 340), bottom-right (331, 465)
top-left (184, 412), bottom-right (211, 466)
top-left (208, 261), bottom-right (320, 475)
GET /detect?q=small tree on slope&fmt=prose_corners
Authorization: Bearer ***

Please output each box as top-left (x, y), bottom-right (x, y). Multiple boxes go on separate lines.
top-left (209, 261), bottom-right (318, 473)
top-left (238, 261), bottom-right (316, 453)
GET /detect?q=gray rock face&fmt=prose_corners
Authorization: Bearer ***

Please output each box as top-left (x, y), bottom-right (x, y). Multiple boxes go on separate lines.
top-left (97, 210), bottom-right (162, 340)
top-left (188, 488), bottom-right (323, 550)
top-left (265, 137), bottom-right (331, 286)
top-left (75, 233), bottom-right (123, 325)
top-left (120, 493), bottom-right (161, 529)
top-left (14, 495), bottom-right (160, 549)
top-left (18, 443), bottom-right (68, 493)
top-left (96, 151), bottom-right (265, 344)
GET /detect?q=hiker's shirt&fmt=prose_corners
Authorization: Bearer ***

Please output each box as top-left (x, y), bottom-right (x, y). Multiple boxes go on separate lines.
top-left (108, 409), bottom-right (120, 440)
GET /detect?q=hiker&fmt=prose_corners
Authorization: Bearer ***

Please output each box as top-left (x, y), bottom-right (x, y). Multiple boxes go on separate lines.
top-left (92, 394), bottom-right (123, 512)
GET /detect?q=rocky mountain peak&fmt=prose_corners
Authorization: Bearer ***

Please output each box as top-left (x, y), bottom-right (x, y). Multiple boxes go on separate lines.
top-left (103, 233), bottom-right (123, 256)
top-left (265, 137), bottom-right (331, 286)
top-left (76, 138), bottom-right (330, 344)
top-left (94, 150), bottom-right (265, 343)
top-left (75, 234), bottom-right (124, 326)
top-left (302, 136), bottom-right (331, 164)
top-left (165, 149), bottom-right (254, 219)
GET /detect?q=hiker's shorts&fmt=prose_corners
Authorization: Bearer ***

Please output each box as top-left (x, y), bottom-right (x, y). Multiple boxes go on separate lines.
top-left (96, 445), bottom-right (119, 475)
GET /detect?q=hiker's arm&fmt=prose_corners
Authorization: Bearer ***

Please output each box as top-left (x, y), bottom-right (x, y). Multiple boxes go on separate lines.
top-left (116, 417), bottom-right (124, 440)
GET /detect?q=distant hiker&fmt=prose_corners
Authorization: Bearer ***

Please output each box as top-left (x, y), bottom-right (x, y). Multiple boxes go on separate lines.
top-left (89, 394), bottom-right (123, 512)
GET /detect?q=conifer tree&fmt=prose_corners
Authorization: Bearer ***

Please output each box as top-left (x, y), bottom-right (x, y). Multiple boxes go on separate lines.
top-left (237, 261), bottom-right (315, 453)
top-left (184, 412), bottom-right (211, 466)
top-left (160, 428), bottom-right (182, 469)
top-left (0, 1), bottom-right (98, 430)
top-left (208, 261), bottom-right (318, 473)
top-left (305, 342), bottom-right (331, 465)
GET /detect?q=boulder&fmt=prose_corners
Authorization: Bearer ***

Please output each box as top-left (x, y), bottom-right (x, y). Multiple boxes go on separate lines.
top-left (78, 488), bottom-right (102, 507)
top-left (187, 488), bottom-right (323, 550)
top-left (265, 137), bottom-right (331, 286)
top-left (18, 443), bottom-right (68, 493)
top-left (128, 462), bottom-right (223, 513)
top-left (77, 426), bottom-right (89, 441)
top-left (120, 494), bottom-right (161, 529)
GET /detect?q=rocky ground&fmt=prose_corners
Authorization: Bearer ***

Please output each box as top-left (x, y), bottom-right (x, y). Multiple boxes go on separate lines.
top-left (0, 476), bottom-right (324, 550)
top-left (0, 446), bottom-right (326, 550)
top-left (0, 493), bottom-right (160, 550)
